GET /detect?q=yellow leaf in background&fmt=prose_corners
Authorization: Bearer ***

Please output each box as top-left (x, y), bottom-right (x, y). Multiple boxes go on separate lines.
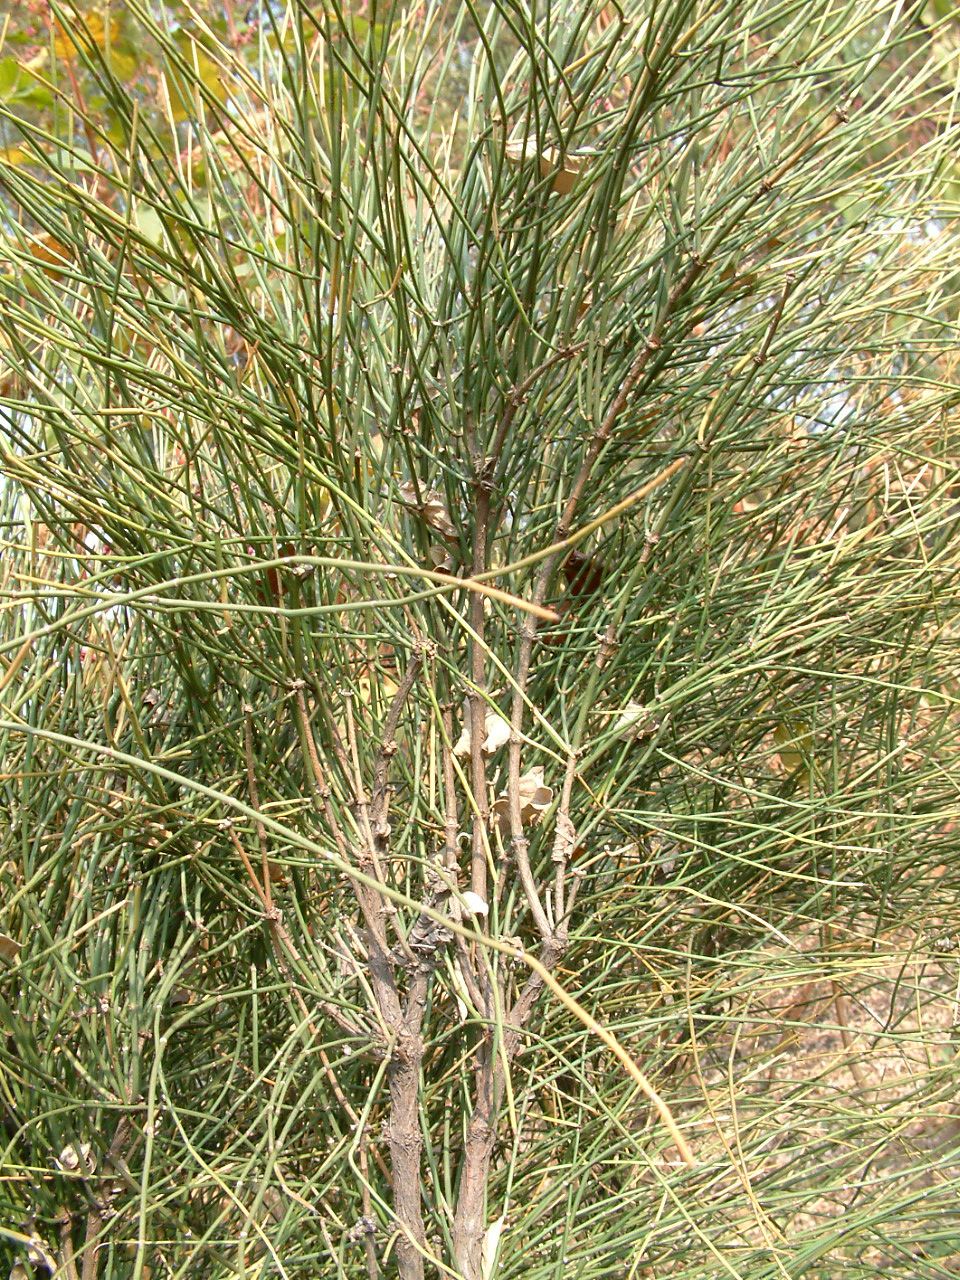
top-left (20, 50), bottom-right (50, 74)
top-left (105, 46), bottom-right (140, 85)
top-left (53, 12), bottom-right (121, 62)
top-left (133, 205), bottom-right (166, 247)
top-left (166, 31), bottom-right (230, 124)
top-left (774, 720), bottom-right (813, 776)
top-left (357, 669), bottom-right (399, 708)
top-left (27, 233), bottom-right (73, 278)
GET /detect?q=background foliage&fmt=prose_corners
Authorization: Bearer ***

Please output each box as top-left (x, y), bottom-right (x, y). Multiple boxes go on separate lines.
top-left (1, 2), bottom-right (959, 1278)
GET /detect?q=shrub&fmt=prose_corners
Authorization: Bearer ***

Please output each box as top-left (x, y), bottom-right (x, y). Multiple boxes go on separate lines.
top-left (1, 2), bottom-right (959, 1277)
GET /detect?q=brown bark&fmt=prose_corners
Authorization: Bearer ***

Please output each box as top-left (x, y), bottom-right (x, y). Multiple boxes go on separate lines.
top-left (296, 670), bottom-right (430, 1278)
top-left (451, 1115), bottom-right (496, 1280)
top-left (388, 1028), bottom-right (427, 1280)
top-left (451, 1042), bottom-right (498, 1280)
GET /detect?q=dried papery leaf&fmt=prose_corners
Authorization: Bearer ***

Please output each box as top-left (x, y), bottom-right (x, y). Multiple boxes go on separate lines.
top-left (333, 930), bottom-right (365, 979)
top-left (397, 480), bottom-right (457, 538)
top-left (453, 704), bottom-right (512, 757)
top-left (518, 767), bottom-right (553, 813)
top-left (562, 550), bottom-right (605, 598)
top-left (56, 1142), bottom-right (96, 1175)
top-left (492, 766), bottom-right (554, 831)
top-left (24, 1234), bottom-right (57, 1272)
top-left (612, 701), bottom-right (656, 740)
top-left (505, 139), bottom-right (585, 194)
top-left (423, 496), bottom-right (457, 538)
top-left (449, 962), bottom-right (471, 1022)
top-left (656, 847), bottom-right (678, 877)
top-left (493, 800), bottom-right (508, 830)
top-left (481, 1214), bottom-right (507, 1280)
top-left (461, 891), bottom-right (489, 917)
top-left (0, 934), bottom-right (21, 963)
top-left (256, 541), bottom-right (299, 607)
top-left (552, 812), bottom-right (577, 863)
